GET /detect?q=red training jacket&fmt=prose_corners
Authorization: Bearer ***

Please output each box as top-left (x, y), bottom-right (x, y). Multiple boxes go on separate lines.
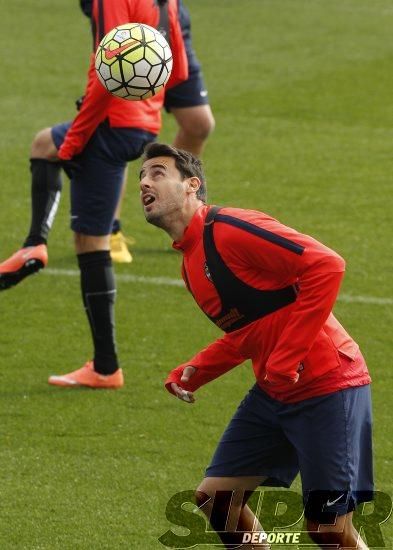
top-left (59, 0), bottom-right (188, 160)
top-left (165, 205), bottom-right (371, 403)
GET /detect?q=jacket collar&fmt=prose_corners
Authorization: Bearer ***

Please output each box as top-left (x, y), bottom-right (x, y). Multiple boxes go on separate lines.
top-left (172, 204), bottom-right (209, 253)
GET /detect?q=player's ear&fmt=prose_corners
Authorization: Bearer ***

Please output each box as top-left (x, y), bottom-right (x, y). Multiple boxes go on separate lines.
top-left (187, 176), bottom-right (202, 196)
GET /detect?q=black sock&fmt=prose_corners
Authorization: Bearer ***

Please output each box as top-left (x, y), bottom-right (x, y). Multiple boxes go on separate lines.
top-left (112, 218), bottom-right (121, 234)
top-left (23, 159), bottom-right (62, 247)
top-left (77, 250), bottom-right (119, 375)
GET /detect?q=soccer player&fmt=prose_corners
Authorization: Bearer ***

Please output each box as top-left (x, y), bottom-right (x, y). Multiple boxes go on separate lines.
top-left (0, 1), bottom-right (188, 389)
top-left (110, 0), bottom-right (215, 263)
top-left (140, 143), bottom-right (373, 549)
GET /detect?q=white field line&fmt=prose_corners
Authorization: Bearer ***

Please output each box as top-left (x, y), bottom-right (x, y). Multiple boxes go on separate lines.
top-left (44, 268), bottom-right (392, 306)
top-left (45, 268), bottom-right (184, 287)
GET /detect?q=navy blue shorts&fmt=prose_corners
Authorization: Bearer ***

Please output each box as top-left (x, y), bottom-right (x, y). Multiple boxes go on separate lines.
top-left (164, 68), bottom-right (209, 112)
top-left (51, 121), bottom-right (156, 235)
top-left (206, 384), bottom-right (373, 521)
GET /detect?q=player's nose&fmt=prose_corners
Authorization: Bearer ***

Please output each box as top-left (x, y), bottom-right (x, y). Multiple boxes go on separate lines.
top-left (140, 180), bottom-right (152, 192)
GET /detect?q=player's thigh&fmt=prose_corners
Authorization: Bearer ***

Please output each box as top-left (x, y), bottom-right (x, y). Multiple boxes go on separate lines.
top-left (70, 156), bottom-right (126, 236)
top-left (70, 124), bottom-right (155, 236)
top-left (50, 122), bottom-right (72, 152)
top-left (205, 385), bottom-right (299, 487)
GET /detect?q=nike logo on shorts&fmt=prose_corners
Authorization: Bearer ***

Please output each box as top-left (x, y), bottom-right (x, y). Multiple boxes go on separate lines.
top-left (326, 493), bottom-right (345, 507)
top-left (200, 90), bottom-right (208, 97)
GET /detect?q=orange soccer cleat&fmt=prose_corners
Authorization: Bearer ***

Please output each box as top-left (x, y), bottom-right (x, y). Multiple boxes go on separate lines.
top-left (48, 361), bottom-right (124, 389)
top-left (0, 244), bottom-right (48, 291)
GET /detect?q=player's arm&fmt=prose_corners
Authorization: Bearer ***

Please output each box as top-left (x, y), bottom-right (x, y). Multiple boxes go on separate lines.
top-left (58, 56), bottom-right (111, 160)
top-left (264, 251), bottom-right (345, 386)
top-left (165, 334), bottom-right (246, 403)
top-left (216, 213), bottom-right (345, 386)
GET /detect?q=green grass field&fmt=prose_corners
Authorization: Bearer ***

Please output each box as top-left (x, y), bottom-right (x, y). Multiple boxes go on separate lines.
top-left (0, 0), bottom-right (392, 548)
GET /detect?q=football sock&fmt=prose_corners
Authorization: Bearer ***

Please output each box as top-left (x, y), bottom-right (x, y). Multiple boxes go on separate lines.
top-left (112, 218), bottom-right (121, 234)
top-left (23, 159), bottom-right (62, 247)
top-left (77, 250), bottom-right (119, 375)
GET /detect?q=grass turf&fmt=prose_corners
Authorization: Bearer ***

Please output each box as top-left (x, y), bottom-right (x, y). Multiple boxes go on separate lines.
top-left (0, 0), bottom-right (392, 548)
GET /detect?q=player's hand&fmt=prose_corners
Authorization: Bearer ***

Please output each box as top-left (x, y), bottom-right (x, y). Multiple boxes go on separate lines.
top-left (59, 159), bottom-right (82, 179)
top-left (171, 366), bottom-right (196, 404)
top-left (75, 95), bottom-right (85, 111)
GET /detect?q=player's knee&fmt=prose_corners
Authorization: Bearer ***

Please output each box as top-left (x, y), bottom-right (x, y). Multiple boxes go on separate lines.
top-left (196, 489), bottom-right (228, 531)
top-left (188, 112), bottom-right (215, 141)
top-left (195, 487), bottom-right (237, 530)
top-left (197, 113), bottom-right (215, 140)
top-left (175, 105), bottom-right (215, 143)
top-left (31, 128), bottom-right (57, 159)
top-left (195, 490), bottom-right (213, 513)
top-left (306, 518), bottom-right (349, 547)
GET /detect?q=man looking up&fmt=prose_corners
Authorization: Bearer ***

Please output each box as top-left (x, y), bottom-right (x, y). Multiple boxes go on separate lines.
top-left (140, 142), bottom-right (372, 549)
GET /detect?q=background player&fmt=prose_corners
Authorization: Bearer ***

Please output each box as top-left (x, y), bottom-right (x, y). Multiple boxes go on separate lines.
top-left (140, 143), bottom-right (372, 549)
top-left (111, 0), bottom-right (215, 263)
top-left (0, 0), bottom-right (187, 389)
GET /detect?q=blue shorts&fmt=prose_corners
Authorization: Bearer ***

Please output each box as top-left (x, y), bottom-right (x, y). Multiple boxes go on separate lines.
top-left (164, 68), bottom-right (209, 112)
top-left (206, 384), bottom-right (373, 521)
top-left (51, 121), bottom-right (156, 235)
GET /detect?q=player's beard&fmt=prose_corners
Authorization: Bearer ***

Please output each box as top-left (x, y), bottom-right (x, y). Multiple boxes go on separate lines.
top-left (144, 184), bottom-right (184, 230)
top-left (145, 202), bottom-right (178, 231)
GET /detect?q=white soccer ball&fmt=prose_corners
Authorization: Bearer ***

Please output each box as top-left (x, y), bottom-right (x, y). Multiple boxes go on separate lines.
top-left (95, 23), bottom-right (173, 101)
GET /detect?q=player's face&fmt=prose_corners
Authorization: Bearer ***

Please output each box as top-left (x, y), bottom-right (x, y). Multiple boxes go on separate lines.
top-left (140, 156), bottom-right (188, 225)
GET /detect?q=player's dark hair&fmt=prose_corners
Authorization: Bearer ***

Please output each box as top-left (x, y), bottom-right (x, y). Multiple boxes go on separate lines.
top-left (143, 142), bottom-right (207, 202)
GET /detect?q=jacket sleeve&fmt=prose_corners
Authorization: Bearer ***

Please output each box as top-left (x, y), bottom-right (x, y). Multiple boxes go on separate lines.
top-left (165, 333), bottom-right (246, 395)
top-left (265, 266), bottom-right (345, 385)
top-left (215, 214), bottom-right (346, 386)
top-left (58, 54), bottom-right (111, 160)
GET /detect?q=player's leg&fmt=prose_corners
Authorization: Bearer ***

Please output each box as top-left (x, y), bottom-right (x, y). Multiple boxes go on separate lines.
top-left (48, 124), bottom-right (155, 388)
top-left (195, 384), bottom-right (299, 548)
top-left (48, 240), bottom-right (122, 387)
top-left (281, 383), bottom-right (373, 549)
top-left (196, 476), bottom-right (270, 549)
top-left (73, 232), bottom-right (122, 382)
top-left (48, 154), bottom-right (123, 386)
top-left (25, 126), bottom-right (64, 247)
top-left (0, 124), bottom-right (68, 291)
